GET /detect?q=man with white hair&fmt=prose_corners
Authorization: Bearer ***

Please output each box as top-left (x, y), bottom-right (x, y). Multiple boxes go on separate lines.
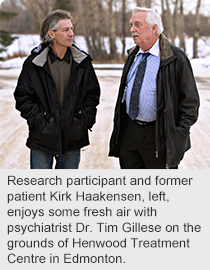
top-left (109, 7), bottom-right (199, 169)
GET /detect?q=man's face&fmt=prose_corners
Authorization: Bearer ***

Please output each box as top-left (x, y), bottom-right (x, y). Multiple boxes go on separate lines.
top-left (50, 19), bottom-right (74, 48)
top-left (129, 11), bottom-right (157, 51)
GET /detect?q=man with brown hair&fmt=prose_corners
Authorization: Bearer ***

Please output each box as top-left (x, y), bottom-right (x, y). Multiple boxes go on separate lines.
top-left (14, 10), bottom-right (100, 169)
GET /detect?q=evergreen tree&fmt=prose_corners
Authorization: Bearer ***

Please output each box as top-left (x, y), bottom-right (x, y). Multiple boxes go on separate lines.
top-left (0, 10), bottom-right (17, 58)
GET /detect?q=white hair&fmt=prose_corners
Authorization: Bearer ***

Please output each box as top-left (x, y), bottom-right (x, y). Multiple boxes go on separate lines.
top-left (132, 7), bottom-right (164, 35)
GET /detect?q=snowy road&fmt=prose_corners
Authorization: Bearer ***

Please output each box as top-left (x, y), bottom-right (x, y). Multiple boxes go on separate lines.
top-left (0, 69), bottom-right (209, 169)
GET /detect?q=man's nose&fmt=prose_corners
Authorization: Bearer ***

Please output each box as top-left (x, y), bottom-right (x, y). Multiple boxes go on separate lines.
top-left (69, 30), bottom-right (74, 36)
top-left (130, 25), bottom-right (135, 32)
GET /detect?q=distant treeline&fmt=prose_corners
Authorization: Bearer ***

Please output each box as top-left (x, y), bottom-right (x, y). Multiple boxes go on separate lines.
top-left (1, 0), bottom-right (210, 60)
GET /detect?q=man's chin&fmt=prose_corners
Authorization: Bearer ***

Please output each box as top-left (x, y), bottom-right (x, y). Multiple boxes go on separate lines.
top-left (133, 37), bottom-right (139, 43)
top-left (133, 39), bottom-right (138, 45)
top-left (66, 40), bottom-right (73, 47)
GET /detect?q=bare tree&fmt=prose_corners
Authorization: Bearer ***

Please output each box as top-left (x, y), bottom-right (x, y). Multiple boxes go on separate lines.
top-left (136, 0), bottom-right (151, 8)
top-left (179, 0), bottom-right (186, 52)
top-left (76, 0), bottom-right (93, 56)
top-left (121, 0), bottom-right (126, 59)
top-left (165, 0), bottom-right (175, 43)
top-left (173, 0), bottom-right (186, 51)
top-left (173, 0), bottom-right (179, 39)
top-left (89, 0), bottom-right (106, 59)
top-left (136, 0), bottom-right (142, 6)
top-left (161, 0), bottom-right (168, 36)
top-left (193, 0), bottom-right (202, 58)
top-left (20, 0), bottom-right (55, 32)
top-left (2, 0), bottom-right (208, 62)
top-left (76, 0), bottom-right (118, 61)
top-left (76, 0), bottom-right (109, 61)
top-left (108, 0), bottom-right (118, 60)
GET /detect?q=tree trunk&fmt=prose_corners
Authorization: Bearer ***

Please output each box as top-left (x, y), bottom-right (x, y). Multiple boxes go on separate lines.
top-left (146, 0), bottom-right (152, 7)
top-left (161, 0), bottom-right (168, 37)
top-left (165, 0), bottom-right (175, 44)
top-left (179, 0), bottom-right (186, 52)
top-left (108, 0), bottom-right (118, 60)
top-left (193, 0), bottom-right (202, 58)
top-left (136, 0), bottom-right (151, 7)
top-left (76, 0), bottom-right (94, 58)
top-left (121, 0), bottom-right (126, 59)
top-left (173, 0), bottom-right (179, 39)
top-left (136, 0), bottom-right (142, 6)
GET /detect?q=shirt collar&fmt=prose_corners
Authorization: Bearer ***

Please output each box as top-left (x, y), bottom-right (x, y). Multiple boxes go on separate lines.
top-left (137, 38), bottom-right (160, 57)
top-left (48, 47), bottom-right (71, 64)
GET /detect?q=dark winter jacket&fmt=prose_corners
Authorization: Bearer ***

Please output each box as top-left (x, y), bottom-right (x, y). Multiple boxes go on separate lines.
top-left (14, 43), bottom-right (100, 156)
top-left (109, 34), bottom-right (200, 168)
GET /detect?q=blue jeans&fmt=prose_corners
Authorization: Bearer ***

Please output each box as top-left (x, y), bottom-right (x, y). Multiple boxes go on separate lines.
top-left (30, 148), bottom-right (81, 169)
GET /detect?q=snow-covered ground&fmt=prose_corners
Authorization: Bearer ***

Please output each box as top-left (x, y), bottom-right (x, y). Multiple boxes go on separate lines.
top-left (0, 34), bottom-right (210, 75)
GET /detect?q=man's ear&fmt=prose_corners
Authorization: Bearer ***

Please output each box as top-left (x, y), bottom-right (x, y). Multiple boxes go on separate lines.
top-left (152, 24), bottom-right (158, 34)
top-left (48, 30), bottom-right (55, 39)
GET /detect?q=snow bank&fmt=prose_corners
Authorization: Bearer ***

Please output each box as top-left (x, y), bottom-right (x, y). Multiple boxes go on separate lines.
top-left (190, 55), bottom-right (210, 75)
top-left (0, 34), bottom-right (40, 59)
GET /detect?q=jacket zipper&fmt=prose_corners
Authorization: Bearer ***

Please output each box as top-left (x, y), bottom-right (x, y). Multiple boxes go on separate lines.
top-left (155, 68), bottom-right (160, 159)
top-left (156, 56), bottom-right (175, 168)
top-left (43, 64), bottom-right (62, 155)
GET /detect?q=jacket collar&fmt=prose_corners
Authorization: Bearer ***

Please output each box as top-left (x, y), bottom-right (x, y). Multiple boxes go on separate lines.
top-left (159, 34), bottom-right (174, 62)
top-left (32, 43), bottom-right (89, 67)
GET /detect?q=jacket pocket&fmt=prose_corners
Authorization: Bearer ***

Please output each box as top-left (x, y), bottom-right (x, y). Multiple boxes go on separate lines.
top-left (31, 112), bottom-right (60, 148)
top-left (176, 125), bottom-right (189, 140)
top-left (69, 111), bottom-right (87, 144)
top-left (169, 127), bottom-right (189, 166)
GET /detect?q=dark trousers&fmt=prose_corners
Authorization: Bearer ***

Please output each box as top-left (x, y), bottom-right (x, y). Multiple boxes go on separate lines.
top-left (119, 114), bottom-right (166, 169)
